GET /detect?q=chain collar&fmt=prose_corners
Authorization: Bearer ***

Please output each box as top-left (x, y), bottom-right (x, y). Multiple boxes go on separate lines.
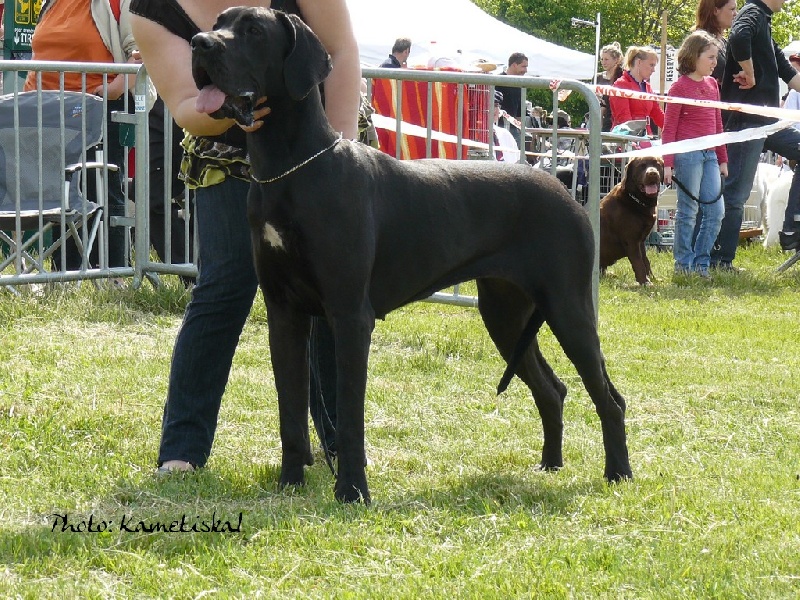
top-left (627, 192), bottom-right (656, 207)
top-left (251, 134), bottom-right (342, 184)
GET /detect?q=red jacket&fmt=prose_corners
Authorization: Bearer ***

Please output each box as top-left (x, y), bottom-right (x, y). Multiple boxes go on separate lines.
top-left (609, 70), bottom-right (665, 135)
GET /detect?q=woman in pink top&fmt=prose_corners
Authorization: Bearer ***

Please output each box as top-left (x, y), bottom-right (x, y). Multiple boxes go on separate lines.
top-left (662, 30), bottom-right (728, 278)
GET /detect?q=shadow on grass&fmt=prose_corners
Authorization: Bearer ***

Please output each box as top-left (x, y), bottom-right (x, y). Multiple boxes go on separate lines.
top-left (602, 266), bottom-right (800, 300)
top-left (0, 459), bottom-right (610, 567)
top-left (602, 243), bottom-right (800, 299)
top-left (379, 471), bottom-right (606, 516)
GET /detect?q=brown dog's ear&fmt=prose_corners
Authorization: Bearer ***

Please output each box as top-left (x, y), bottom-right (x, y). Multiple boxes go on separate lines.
top-left (620, 157), bottom-right (635, 188)
top-left (655, 157), bottom-right (665, 178)
top-left (276, 12), bottom-right (332, 100)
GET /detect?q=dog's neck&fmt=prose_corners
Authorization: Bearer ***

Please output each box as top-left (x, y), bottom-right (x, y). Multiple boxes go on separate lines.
top-left (247, 87), bottom-right (340, 182)
top-left (627, 192), bottom-right (657, 209)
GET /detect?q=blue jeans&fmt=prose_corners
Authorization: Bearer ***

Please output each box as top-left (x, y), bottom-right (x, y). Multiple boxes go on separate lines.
top-left (157, 177), bottom-right (336, 467)
top-left (673, 150), bottom-right (724, 271)
top-left (712, 124), bottom-right (800, 265)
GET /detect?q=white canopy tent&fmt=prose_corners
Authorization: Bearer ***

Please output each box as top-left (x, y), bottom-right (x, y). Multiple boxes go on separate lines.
top-left (346, 0), bottom-right (596, 80)
top-left (784, 40), bottom-right (800, 58)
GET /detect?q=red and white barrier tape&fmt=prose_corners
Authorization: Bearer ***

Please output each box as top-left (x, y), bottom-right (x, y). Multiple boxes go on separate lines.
top-left (591, 84), bottom-right (800, 123)
top-left (372, 85), bottom-right (800, 159)
top-left (371, 114), bottom-right (524, 154)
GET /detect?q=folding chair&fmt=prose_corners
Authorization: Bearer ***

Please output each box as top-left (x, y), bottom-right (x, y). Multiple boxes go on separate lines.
top-left (0, 91), bottom-right (116, 283)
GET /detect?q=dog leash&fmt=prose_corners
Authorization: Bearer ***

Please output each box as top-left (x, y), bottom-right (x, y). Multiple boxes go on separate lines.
top-left (671, 173), bottom-right (725, 205)
top-left (251, 134), bottom-right (342, 184)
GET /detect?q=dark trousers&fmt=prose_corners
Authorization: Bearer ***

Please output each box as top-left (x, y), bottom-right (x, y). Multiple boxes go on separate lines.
top-left (157, 177), bottom-right (338, 467)
top-left (712, 121), bottom-right (800, 265)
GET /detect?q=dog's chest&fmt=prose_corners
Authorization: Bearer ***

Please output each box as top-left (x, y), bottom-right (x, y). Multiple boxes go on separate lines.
top-left (252, 209), bottom-right (325, 313)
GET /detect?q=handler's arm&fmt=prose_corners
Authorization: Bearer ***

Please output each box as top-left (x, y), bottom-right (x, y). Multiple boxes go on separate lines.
top-left (727, 6), bottom-right (757, 88)
top-left (789, 73), bottom-right (800, 94)
top-left (130, 15), bottom-right (236, 137)
top-left (608, 94), bottom-right (632, 126)
top-left (299, 0), bottom-right (360, 139)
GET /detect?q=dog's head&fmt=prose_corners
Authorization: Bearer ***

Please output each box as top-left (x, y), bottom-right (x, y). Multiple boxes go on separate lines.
top-left (621, 156), bottom-right (664, 205)
top-left (191, 7), bottom-right (332, 126)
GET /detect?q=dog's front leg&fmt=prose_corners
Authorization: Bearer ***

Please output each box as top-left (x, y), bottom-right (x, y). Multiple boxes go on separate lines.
top-left (627, 242), bottom-right (652, 285)
top-left (330, 312), bottom-right (374, 504)
top-left (641, 241), bottom-right (654, 279)
top-left (266, 300), bottom-right (315, 488)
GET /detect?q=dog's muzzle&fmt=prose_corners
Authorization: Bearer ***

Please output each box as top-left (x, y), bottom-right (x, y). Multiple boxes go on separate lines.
top-left (191, 33), bottom-right (257, 126)
top-left (641, 167), bottom-right (662, 197)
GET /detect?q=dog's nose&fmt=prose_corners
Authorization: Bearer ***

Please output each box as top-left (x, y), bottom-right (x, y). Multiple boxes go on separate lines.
top-left (191, 33), bottom-right (217, 52)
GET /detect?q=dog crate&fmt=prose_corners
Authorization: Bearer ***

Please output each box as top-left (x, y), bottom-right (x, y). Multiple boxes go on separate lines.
top-left (465, 83), bottom-right (492, 161)
top-left (650, 206), bottom-right (676, 249)
top-left (600, 156), bottom-right (624, 197)
top-left (467, 84), bottom-right (491, 146)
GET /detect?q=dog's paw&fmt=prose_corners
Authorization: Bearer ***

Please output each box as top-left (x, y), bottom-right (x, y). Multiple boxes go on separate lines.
top-left (535, 462), bottom-right (563, 473)
top-left (278, 460), bottom-right (307, 489)
top-left (605, 469), bottom-right (633, 483)
top-left (334, 481), bottom-right (371, 504)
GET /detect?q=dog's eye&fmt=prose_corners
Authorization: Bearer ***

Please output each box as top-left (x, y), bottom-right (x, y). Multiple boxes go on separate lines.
top-left (248, 25), bottom-right (261, 36)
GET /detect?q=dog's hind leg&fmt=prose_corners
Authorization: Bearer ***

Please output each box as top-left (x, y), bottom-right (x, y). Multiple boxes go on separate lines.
top-left (476, 278), bottom-right (567, 472)
top-left (542, 295), bottom-right (632, 482)
top-left (266, 300), bottom-right (316, 488)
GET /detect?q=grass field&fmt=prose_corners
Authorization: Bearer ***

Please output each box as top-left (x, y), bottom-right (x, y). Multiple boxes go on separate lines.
top-left (1, 244), bottom-right (799, 598)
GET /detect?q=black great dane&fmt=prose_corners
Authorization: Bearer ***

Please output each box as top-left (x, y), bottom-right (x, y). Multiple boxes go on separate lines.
top-left (191, 7), bottom-right (632, 503)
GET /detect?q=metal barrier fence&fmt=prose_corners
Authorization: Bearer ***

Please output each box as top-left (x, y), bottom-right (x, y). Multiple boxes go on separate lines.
top-left (360, 67), bottom-right (603, 312)
top-left (1, 61), bottom-right (603, 313)
top-left (0, 60), bottom-right (142, 287)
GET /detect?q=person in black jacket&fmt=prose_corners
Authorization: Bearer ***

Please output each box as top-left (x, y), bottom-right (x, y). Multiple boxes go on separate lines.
top-left (496, 52), bottom-right (529, 144)
top-left (712, 0), bottom-right (800, 269)
top-left (379, 38), bottom-right (412, 68)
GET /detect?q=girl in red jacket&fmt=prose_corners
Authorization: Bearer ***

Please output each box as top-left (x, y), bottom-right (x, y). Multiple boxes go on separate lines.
top-left (609, 46), bottom-right (665, 136)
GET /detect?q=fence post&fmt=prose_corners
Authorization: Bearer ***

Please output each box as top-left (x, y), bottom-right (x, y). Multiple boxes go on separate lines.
top-left (132, 65), bottom-right (151, 289)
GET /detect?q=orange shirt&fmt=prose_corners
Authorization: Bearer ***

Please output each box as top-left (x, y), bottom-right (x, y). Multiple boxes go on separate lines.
top-left (24, 0), bottom-right (114, 93)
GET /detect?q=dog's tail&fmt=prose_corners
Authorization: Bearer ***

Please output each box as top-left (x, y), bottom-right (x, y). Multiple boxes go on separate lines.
top-left (496, 310), bottom-right (545, 395)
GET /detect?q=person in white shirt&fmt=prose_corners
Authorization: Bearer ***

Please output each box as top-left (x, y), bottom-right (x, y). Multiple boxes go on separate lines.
top-left (492, 91), bottom-right (521, 163)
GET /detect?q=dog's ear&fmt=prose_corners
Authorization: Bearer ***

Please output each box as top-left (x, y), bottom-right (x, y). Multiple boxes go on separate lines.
top-left (620, 157), bottom-right (635, 187)
top-left (655, 157), bottom-right (665, 179)
top-left (276, 12), bottom-right (332, 100)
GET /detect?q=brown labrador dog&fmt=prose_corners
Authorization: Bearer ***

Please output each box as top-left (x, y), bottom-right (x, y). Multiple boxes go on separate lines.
top-left (599, 156), bottom-right (664, 285)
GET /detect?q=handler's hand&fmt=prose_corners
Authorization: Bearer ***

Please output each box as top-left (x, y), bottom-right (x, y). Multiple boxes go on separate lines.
top-left (238, 96), bottom-right (271, 132)
top-left (663, 166), bottom-right (672, 186)
top-left (719, 162), bottom-right (728, 178)
top-left (733, 71), bottom-right (755, 89)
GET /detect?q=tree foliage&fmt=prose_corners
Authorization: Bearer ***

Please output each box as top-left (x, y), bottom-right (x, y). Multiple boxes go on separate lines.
top-left (473, 0), bottom-right (800, 56)
top-left (471, 1), bottom-right (800, 127)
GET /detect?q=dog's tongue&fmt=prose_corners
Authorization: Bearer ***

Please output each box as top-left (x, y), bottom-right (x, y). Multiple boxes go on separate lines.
top-left (645, 183), bottom-right (659, 196)
top-left (195, 84), bottom-right (226, 114)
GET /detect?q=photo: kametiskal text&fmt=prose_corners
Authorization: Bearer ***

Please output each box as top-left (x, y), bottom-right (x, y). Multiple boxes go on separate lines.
top-left (50, 512), bottom-right (243, 534)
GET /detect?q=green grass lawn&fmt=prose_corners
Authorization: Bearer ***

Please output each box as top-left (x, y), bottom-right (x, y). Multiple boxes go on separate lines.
top-left (1, 243), bottom-right (799, 598)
